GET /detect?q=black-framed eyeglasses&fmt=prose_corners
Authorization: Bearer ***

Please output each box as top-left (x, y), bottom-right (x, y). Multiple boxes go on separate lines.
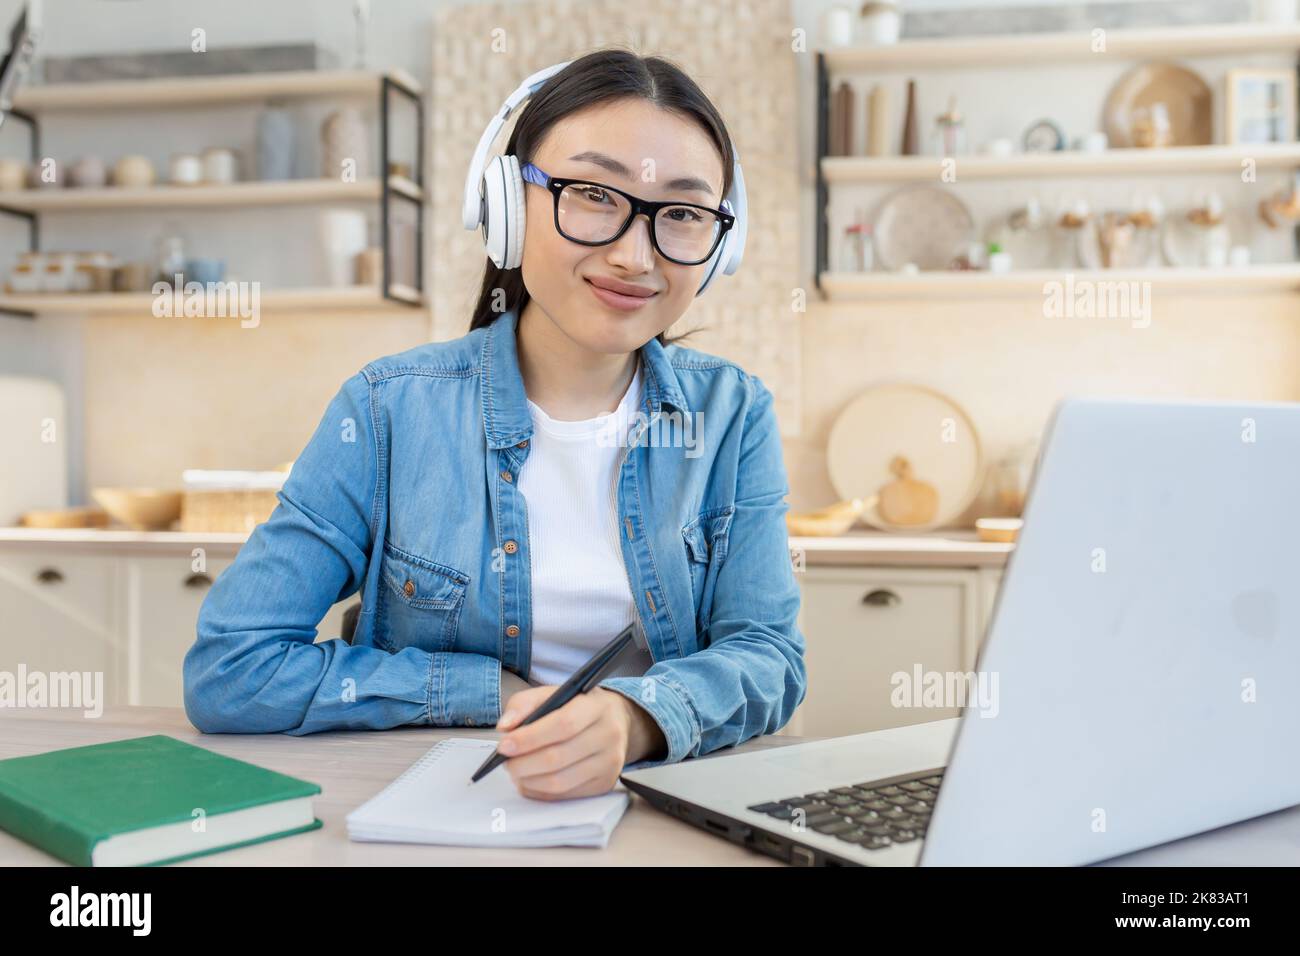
top-left (520, 162), bottom-right (735, 267)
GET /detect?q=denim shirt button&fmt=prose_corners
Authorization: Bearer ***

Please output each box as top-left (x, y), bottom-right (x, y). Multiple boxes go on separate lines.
top-left (516, 439), bottom-right (528, 449)
top-left (506, 624), bottom-right (520, 638)
top-left (402, 579), bottom-right (415, 598)
top-left (503, 539), bottom-right (518, 554)
top-left (500, 470), bottom-right (513, 482)
top-left (466, 717), bottom-right (475, 727)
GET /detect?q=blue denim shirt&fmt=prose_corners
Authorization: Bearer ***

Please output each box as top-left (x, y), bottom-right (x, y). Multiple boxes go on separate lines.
top-left (183, 307), bottom-right (806, 770)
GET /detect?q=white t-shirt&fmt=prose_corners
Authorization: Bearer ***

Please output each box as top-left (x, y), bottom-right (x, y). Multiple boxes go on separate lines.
top-left (519, 358), bottom-right (652, 686)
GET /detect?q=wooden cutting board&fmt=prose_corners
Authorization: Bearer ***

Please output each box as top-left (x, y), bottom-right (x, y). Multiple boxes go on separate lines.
top-left (826, 383), bottom-right (984, 532)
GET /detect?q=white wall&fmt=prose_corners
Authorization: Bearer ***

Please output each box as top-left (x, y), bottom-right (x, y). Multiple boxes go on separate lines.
top-left (2, 0), bottom-right (1295, 515)
top-left (0, 0), bottom-right (450, 500)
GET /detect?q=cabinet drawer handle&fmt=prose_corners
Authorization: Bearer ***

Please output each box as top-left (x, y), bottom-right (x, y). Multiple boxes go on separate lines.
top-left (184, 573), bottom-right (214, 589)
top-left (861, 588), bottom-right (901, 607)
top-left (35, 567), bottom-right (64, 585)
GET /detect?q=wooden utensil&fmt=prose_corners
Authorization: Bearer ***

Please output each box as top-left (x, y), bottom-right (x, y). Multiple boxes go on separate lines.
top-left (877, 456), bottom-right (939, 526)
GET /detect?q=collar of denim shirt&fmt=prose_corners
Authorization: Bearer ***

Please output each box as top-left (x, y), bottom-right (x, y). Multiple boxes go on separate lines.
top-left (479, 306), bottom-right (693, 450)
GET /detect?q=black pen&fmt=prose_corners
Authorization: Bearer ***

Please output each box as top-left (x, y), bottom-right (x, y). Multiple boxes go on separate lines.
top-left (469, 622), bottom-right (638, 784)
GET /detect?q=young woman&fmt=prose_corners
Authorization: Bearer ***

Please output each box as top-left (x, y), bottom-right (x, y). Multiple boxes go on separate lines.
top-left (184, 49), bottom-right (806, 801)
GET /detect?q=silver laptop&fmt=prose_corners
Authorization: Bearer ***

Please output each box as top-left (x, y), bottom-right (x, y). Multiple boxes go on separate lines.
top-left (621, 397), bottom-right (1300, 866)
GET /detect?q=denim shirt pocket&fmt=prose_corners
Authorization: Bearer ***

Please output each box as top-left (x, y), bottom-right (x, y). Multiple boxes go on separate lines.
top-left (681, 504), bottom-right (735, 638)
top-left (376, 542), bottom-right (470, 653)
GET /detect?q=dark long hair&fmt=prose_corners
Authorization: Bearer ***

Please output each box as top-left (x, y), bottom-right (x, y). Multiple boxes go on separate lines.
top-left (468, 48), bottom-right (734, 346)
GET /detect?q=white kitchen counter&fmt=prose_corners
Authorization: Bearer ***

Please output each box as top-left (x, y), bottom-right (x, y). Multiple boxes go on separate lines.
top-left (790, 530), bottom-right (1012, 567)
top-left (1, 526), bottom-right (1013, 567)
top-left (0, 527), bottom-right (247, 556)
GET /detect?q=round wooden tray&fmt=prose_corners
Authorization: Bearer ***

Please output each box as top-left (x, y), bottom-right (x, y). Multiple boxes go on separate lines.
top-left (827, 383), bottom-right (984, 532)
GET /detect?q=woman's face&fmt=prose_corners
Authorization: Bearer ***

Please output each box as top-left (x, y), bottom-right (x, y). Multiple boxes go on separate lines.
top-left (519, 97), bottom-right (728, 355)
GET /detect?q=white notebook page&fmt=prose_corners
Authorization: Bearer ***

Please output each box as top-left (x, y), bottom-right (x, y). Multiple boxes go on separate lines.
top-left (346, 738), bottom-right (630, 849)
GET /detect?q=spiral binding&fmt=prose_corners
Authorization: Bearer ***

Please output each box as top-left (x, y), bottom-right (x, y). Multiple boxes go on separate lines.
top-left (358, 739), bottom-right (459, 811)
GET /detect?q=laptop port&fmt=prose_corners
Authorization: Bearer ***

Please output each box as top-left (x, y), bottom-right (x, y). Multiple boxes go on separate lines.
top-left (791, 846), bottom-right (816, 866)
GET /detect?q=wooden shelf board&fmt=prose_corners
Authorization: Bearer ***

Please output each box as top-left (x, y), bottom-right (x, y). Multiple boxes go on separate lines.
top-left (0, 286), bottom-right (427, 315)
top-left (821, 22), bottom-right (1300, 71)
top-left (822, 143), bottom-right (1300, 183)
top-left (0, 177), bottom-right (428, 211)
top-left (818, 265), bottom-right (1300, 300)
top-left (386, 175), bottom-right (423, 202)
top-left (12, 68), bottom-right (421, 112)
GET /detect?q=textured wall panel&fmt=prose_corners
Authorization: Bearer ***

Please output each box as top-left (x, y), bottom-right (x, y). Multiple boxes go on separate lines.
top-left (431, 0), bottom-right (802, 434)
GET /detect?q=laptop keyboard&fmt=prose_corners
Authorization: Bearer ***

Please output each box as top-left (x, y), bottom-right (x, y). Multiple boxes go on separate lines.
top-left (746, 770), bottom-right (944, 851)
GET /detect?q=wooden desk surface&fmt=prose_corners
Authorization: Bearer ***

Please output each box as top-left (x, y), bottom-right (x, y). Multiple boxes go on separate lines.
top-left (0, 707), bottom-right (808, 866)
top-left (8, 708), bottom-right (1294, 866)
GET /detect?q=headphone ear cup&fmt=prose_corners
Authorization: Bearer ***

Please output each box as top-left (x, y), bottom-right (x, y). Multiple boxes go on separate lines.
top-left (480, 157), bottom-right (506, 268)
top-left (501, 154), bottom-right (526, 270)
top-left (480, 155), bottom-right (527, 270)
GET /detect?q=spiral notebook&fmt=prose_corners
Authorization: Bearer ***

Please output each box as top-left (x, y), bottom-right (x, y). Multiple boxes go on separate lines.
top-left (346, 738), bottom-right (630, 849)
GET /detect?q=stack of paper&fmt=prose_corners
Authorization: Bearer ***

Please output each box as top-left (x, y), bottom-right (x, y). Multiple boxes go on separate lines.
top-left (346, 738), bottom-right (629, 849)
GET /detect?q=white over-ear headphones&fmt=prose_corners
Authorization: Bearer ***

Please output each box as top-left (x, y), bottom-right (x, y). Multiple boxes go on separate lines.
top-left (461, 61), bottom-right (748, 296)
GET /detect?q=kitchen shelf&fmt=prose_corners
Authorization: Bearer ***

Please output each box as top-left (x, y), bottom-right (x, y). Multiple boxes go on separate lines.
top-left (822, 143), bottom-right (1300, 183)
top-left (818, 264), bottom-right (1300, 300)
top-left (812, 24), bottom-right (1300, 288)
top-left (0, 175), bottom-right (421, 211)
top-left (1, 68), bottom-right (426, 321)
top-left (10, 68), bottom-right (421, 111)
top-left (821, 22), bottom-right (1300, 72)
top-left (0, 284), bottom-right (424, 316)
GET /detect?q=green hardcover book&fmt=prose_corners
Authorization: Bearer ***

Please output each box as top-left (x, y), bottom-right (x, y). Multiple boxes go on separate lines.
top-left (0, 734), bottom-right (322, 866)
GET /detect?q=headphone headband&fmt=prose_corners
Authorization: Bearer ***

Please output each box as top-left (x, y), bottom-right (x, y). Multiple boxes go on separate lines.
top-left (461, 62), bottom-right (570, 231)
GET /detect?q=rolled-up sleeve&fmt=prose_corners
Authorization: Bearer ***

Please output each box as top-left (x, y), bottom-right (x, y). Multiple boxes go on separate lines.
top-left (183, 371), bottom-right (503, 735)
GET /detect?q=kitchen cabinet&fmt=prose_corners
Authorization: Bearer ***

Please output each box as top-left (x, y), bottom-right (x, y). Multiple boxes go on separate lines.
top-left (124, 555), bottom-right (353, 706)
top-left (123, 555), bottom-right (234, 707)
top-left (0, 545), bottom-right (353, 710)
top-left (783, 565), bottom-right (993, 739)
top-left (0, 550), bottom-right (122, 692)
top-left (2, 531), bottom-right (1010, 722)
top-left (978, 568), bottom-right (1004, 638)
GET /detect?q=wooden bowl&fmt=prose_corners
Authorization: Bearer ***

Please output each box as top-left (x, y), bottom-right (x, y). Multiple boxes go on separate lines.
top-left (975, 517), bottom-right (1023, 543)
top-left (786, 497), bottom-right (873, 537)
top-left (91, 488), bottom-right (183, 531)
top-left (19, 506), bottom-right (110, 529)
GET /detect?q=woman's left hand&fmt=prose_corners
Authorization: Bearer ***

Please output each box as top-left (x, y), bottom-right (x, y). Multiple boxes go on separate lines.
top-left (495, 686), bottom-right (665, 800)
